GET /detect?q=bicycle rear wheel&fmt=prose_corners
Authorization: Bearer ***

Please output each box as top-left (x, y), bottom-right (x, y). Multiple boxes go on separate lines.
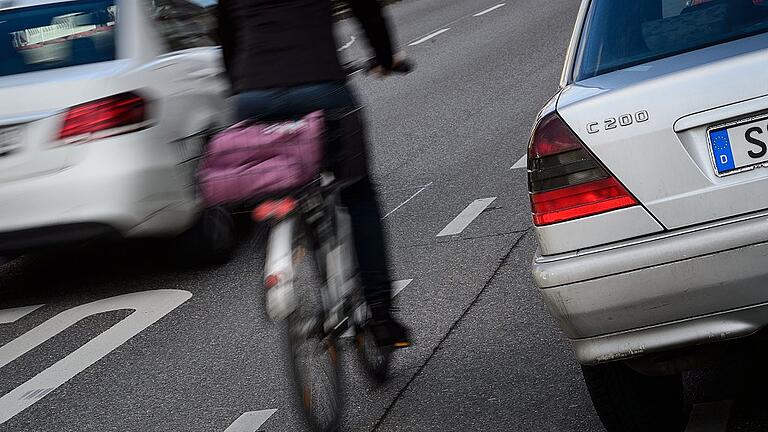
top-left (287, 314), bottom-right (341, 432)
top-left (285, 221), bottom-right (342, 432)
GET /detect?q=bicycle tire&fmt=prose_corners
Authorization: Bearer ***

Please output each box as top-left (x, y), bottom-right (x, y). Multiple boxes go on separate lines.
top-left (285, 220), bottom-right (342, 432)
top-left (287, 313), bottom-right (342, 432)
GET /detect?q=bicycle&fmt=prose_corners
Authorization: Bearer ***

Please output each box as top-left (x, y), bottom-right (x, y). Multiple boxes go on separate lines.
top-left (252, 107), bottom-right (396, 432)
top-left (197, 59), bottom-right (413, 432)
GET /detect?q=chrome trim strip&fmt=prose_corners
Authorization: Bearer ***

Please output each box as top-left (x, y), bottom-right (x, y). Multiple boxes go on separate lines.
top-left (0, 111), bottom-right (60, 127)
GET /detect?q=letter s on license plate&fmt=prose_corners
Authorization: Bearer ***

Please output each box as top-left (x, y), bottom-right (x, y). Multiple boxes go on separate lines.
top-left (709, 114), bottom-right (768, 177)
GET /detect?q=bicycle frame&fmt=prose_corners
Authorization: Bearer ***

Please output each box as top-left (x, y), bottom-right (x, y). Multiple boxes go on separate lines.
top-left (262, 175), bottom-right (362, 336)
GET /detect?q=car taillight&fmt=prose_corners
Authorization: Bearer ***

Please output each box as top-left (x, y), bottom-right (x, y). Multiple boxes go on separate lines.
top-left (59, 92), bottom-right (147, 142)
top-left (528, 112), bottom-right (637, 226)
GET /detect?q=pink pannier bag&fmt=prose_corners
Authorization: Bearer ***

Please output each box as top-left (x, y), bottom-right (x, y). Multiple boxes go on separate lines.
top-left (198, 111), bottom-right (325, 207)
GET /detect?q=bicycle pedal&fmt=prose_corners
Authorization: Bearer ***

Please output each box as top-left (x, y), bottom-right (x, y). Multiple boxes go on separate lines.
top-left (393, 341), bottom-right (411, 349)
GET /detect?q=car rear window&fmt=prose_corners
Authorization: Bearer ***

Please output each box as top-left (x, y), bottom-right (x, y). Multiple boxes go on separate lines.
top-left (0, 0), bottom-right (116, 77)
top-left (573, 0), bottom-right (768, 81)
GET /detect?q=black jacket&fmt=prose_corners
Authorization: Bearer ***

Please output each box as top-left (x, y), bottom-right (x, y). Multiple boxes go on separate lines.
top-left (217, 0), bottom-right (395, 92)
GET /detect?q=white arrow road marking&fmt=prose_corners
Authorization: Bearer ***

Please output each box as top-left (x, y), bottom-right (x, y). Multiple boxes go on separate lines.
top-left (511, 155), bottom-right (527, 170)
top-left (685, 401), bottom-right (732, 432)
top-left (0, 289), bottom-right (192, 425)
top-left (408, 28), bottom-right (450, 46)
top-left (0, 305), bottom-right (44, 324)
top-left (224, 409), bottom-right (277, 432)
top-left (474, 3), bottom-right (506, 16)
top-left (438, 198), bottom-right (497, 237)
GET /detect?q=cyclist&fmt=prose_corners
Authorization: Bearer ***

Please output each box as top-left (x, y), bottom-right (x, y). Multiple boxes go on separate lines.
top-left (217, 0), bottom-right (411, 348)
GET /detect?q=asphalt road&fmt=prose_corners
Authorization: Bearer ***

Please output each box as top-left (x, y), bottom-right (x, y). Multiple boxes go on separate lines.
top-left (1, 1), bottom-right (766, 431)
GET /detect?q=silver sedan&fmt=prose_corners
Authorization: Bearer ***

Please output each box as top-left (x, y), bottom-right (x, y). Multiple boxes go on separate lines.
top-left (528, 1), bottom-right (768, 431)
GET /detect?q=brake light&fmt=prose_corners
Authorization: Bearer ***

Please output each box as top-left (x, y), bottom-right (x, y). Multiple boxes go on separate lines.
top-left (528, 112), bottom-right (637, 226)
top-left (59, 92), bottom-right (147, 142)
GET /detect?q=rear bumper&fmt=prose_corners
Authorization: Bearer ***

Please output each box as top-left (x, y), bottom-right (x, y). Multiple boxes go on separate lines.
top-left (0, 129), bottom-right (199, 252)
top-left (533, 210), bottom-right (768, 365)
top-left (0, 223), bottom-right (120, 253)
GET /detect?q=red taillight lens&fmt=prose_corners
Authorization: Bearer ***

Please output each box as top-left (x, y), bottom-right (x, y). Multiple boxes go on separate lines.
top-left (528, 112), bottom-right (637, 226)
top-left (59, 92), bottom-right (147, 141)
top-left (528, 111), bottom-right (582, 160)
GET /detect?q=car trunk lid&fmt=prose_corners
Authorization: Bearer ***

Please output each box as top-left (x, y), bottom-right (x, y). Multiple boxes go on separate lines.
top-left (0, 62), bottom-right (129, 183)
top-left (557, 33), bottom-right (768, 230)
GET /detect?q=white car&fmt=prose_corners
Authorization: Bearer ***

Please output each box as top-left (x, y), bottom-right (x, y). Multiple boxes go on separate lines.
top-left (0, 0), bottom-right (235, 263)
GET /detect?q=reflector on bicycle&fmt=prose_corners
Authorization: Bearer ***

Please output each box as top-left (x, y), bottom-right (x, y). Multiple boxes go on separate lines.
top-left (264, 274), bottom-right (280, 290)
top-left (252, 198), bottom-right (298, 221)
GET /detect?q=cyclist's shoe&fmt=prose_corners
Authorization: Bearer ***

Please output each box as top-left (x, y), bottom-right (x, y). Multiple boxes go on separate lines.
top-left (369, 299), bottom-right (412, 348)
top-left (370, 318), bottom-right (412, 349)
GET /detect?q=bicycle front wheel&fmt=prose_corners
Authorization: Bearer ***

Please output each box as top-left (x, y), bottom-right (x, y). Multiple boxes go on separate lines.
top-left (285, 219), bottom-right (342, 432)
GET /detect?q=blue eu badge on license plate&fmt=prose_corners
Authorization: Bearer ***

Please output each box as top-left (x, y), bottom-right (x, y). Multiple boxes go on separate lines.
top-left (710, 128), bottom-right (736, 174)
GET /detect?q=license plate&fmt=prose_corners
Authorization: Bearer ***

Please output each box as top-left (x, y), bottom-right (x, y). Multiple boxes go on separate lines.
top-left (0, 126), bottom-right (21, 157)
top-left (709, 114), bottom-right (768, 176)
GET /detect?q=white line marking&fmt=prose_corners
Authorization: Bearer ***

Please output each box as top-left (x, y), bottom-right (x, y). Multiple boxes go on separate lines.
top-left (408, 28), bottom-right (450, 46)
top-left (337, 36), bottom-right (356, 52)
top-left (511, 155), bottom-right (527, 170)
top-left (474, 3), bottom-right (506, 16)
top-left (685, 401), bottom-right (732, 432)
top-left (224, 409), bottom-right (277, 432)
top-left (0, 305), bottom-right (44, 324)
top-left (437, 197), bottom-right (497, 237)
top-left (392, 279), bottom-right (413, 297)
top-left (382, 183), bottom-right (433, 220)
top-left (0, 290), bottom-right (192, 425)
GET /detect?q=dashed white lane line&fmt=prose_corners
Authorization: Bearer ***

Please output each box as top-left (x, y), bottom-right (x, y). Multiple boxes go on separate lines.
top-left (382, 182), bottom-right (433, 220)
top-left (342, 279), bottom-right (414, 338)
top-left (0, 305), bottom-right (44, 324)
top-left (474, 3), bottom-right (506, 16)
top-left (337, 35), bottom-right (356, 52)
top-left (224, 409), bottom-right (277, 432)
top-left (392, 279), bottom-right (413, 297)
top-left (685, 401), bottom-right (732, 432)
top-left (438, 197), bottom-right (497, 237)
top-left (408, 28), bottom-right (451, 46)
top-left (511, 154), bottom-right (527, 170)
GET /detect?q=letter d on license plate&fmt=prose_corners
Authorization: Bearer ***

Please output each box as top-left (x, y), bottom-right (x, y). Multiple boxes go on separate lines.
top-left (709, 114), bottom-right (768, 177)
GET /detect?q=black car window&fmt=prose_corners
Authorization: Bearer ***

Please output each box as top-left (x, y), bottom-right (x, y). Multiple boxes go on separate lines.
top-left (574, 0), bottom-right (768, 81)
top-left (0, 0), bottom-right (117, 77)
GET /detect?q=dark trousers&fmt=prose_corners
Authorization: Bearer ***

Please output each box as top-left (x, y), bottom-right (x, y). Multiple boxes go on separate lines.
top-left (234, 82), bottom-right (392, 302)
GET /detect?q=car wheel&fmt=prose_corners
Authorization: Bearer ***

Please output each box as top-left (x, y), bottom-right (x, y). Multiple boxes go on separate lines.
top-left (581, 361), bottom-right (685, 432)
top-left (175, 206), bottom-right (236, 267)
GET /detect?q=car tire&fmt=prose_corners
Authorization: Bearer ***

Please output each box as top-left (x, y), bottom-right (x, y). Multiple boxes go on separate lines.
top-left (581, 361), bottom-right (685, 432)
top-left (174, 206), bottom-right (236, 267)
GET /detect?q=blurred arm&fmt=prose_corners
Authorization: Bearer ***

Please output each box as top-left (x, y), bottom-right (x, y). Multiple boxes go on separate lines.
top-left (216, 0), bottom-right (236, 82)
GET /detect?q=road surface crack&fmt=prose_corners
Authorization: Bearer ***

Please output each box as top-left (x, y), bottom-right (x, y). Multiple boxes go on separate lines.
top-left (371, 228), bottom-right (531, 431)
